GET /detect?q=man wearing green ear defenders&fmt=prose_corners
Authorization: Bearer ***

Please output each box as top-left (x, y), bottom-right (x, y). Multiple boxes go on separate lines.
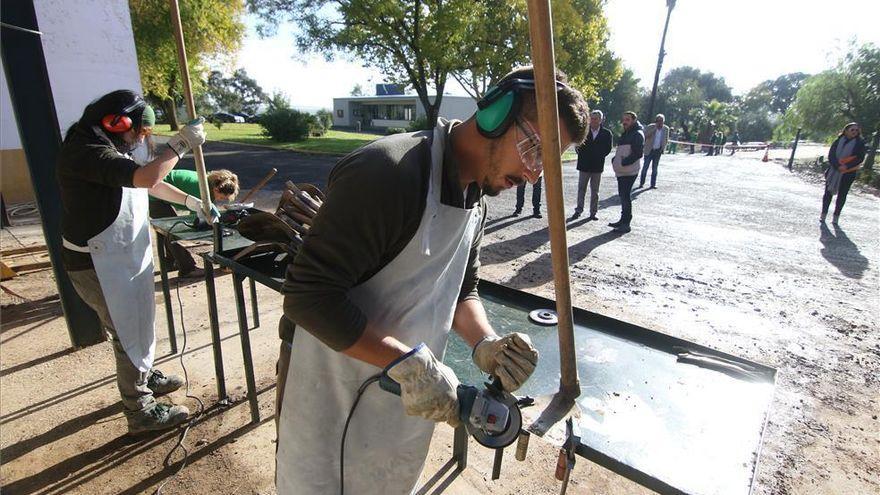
top-left (275, 66), bottom-right (590, 494)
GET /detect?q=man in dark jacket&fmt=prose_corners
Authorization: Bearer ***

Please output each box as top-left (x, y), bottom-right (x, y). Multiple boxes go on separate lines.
top-left (609, 111), bottom-right (644, 233)
top-left (572, 110), bottom-right (613, 220)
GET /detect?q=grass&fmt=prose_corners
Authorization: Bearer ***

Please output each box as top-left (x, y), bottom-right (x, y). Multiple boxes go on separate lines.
top-left (153, 123), bottom-right (379, 155)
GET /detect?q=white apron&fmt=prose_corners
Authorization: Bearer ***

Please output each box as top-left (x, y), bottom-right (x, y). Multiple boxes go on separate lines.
top-left (87, 186), bottom-right (156, 372)
top-left (276, 119), bottom-right (482, 494)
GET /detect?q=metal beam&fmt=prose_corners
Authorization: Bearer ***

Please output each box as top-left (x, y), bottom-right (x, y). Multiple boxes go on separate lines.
top-left (1, 0), bottom-right (103, 346)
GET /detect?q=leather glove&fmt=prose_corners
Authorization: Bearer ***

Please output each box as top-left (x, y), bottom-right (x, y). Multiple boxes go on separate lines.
top-left (187, 195), bottom-right (220, 224)
top-left (167, 117), bottom-right (206, 158)
top-left (385, 344), bottom-right (460, 427)
top-left (472, 333), bottom-right (538, 392)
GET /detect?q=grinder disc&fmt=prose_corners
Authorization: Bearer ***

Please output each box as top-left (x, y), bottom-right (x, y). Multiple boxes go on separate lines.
top-left (529, 309), bottom-right (558, 326)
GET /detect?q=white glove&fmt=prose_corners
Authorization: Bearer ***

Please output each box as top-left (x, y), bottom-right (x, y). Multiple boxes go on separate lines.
top-left (473, 333), bottom-right (538, 392)
top-left (186, 195), bottom-right (220, 224)
top-left (385, 344), bottom-right (461, 427)
top-left (167, 117), bottom-right (206, 158)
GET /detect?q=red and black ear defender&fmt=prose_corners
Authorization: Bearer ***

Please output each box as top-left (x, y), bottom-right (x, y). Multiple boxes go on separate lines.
top-left (101, 97), bottom-right (146, 134)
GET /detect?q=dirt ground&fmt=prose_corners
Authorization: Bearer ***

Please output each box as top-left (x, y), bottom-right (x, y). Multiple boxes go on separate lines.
top-left (1, 148), bottom-right (878, 495)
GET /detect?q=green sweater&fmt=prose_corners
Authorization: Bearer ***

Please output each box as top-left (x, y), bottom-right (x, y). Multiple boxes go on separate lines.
top-left (281, 124), bottom-right (486, 351)
top-left (162, 169), bottom-right (203, 210)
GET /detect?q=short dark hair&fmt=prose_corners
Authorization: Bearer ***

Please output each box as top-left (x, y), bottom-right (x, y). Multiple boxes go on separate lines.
top-left (494, 66), bottom-right (590, 145)
top-left (623, 111), bottom-right (638, 121)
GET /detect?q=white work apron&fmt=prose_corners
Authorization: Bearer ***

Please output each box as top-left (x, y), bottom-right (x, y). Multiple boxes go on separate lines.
top-left (87, 186), bottom-right (156, 372)
top-left (276, 119), bottom-right (482, 494)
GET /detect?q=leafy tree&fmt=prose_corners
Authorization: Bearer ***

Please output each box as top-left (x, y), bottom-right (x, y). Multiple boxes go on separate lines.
top-left (130, 0), bottom-right (246, 129)
top-left (591, 68), bottom-right (642, 135)
top-left (205, 68), bottom-right (268, 115)
top-left (778, 42), bottom-right (880, 141)
top-left (653, 66), bottom-right (733, 128)
top-left (350, 84), bottom-right (365, 96)
top-left (449, 0), bottom-right (620, 102)
top-left (267, 91), bottom-right (292, 111)
top-left (315, 108), bottom-right (334, 134)
top-left (734, 72), bottom-right (807, 141)
top-left (249, 0), bottom-right (478, 127)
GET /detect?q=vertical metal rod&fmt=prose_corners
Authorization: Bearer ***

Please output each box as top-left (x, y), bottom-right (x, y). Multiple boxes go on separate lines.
top-left (249, 277), bottom-right (259, 329)
top-left (452, 425), bottom-right (468, 471)
top-left (156, 239), bottom-right (178, 353)
top-left (233, 273), bottom-right (260, 423)
top-left (203, 254), bottom-right (227, 400)
top-left (787, 128), bottom-right (801, 171)
top-left (1, 0), bottom-right (104, 347)
top-left (168, 0), bottom-right (213, 223)
top-left (525, 0), bottom-right (580, 397)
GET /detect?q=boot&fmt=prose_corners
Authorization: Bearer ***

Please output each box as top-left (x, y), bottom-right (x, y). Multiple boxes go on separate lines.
top-left (147, 369), bottom-right (184, 396)
top-left (127, 402), bottom-right (189, 435)
top-left (613, 223), bottom-right (631, 233)
top-left (608, 220), bottom-right (622, 228)
top-left (532, 210), bottom-right (542, 219)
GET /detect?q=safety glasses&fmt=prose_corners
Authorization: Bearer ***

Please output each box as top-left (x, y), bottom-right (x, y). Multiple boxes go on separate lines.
top-left (515, 118), bottom-right (543, 184)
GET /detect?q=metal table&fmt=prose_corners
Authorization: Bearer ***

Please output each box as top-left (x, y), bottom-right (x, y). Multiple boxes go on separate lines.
top-left (149, 215), bottom-right (253, 353)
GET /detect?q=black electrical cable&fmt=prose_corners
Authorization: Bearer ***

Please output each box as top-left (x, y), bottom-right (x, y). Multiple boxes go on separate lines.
top-left (153, 276), bottom-right (206, 494)
top-left (339, 374), bottom-right (382, 495)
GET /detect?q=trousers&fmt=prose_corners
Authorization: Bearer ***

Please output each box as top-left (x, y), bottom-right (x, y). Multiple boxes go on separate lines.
top-left (575, 171), bottom-right (602, 216)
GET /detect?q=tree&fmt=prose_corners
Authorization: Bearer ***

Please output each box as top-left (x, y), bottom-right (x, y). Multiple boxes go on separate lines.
top-left (591, 68), bottom-right (642, 135)
top-left (734, 72), bottom-right (808, 141)
top-left (653, 67), bottom-right (733, 128)
top-left (446, 0), bottom-right (620, 101)
top-left (205, 68), bottom-right (268, 115)
top-left (778, 42), bottom-right (880, 141)
top-left (350, 83), bottom-right (365, 96)
top-left (130, 0), bottom-right (246, 129)
top-left (249, 0), bottom-right (478, 128)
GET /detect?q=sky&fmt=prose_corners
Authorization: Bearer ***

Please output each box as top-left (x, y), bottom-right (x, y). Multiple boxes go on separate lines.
top-left (234, 0), bottom-right (880, 110)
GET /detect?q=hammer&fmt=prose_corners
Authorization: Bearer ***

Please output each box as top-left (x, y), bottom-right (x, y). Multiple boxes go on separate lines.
top-left (240, 167), bottom-right (278, 204)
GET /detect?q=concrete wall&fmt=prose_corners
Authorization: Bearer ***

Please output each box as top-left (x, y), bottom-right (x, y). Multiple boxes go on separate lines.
top-left (1, 0), bottom-right (142, 204)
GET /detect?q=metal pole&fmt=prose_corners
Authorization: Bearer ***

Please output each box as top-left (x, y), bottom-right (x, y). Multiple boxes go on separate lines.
top-left (646, 0), bottom-right (676, 121)
top-left (1, 0), bottom-right (103, 346)
top-left (168, 0), bottom-right (213, 224)
top-left (525, 0), bottom-right (579, 398)
top-left (787, 128), bottom-right (801, 171)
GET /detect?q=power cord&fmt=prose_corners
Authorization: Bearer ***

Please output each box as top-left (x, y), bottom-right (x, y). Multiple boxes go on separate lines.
top-left (153, 277), bottom-right (206, 494)
top-left (339, 374), bottom-right (382, 495)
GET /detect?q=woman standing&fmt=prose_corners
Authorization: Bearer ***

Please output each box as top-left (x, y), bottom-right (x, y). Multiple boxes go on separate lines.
top-left (822, 123), bottom-right (866, 224)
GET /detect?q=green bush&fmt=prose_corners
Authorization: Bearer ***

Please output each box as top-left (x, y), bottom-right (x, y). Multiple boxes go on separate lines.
top-left (407, 115), bottom-right (430, 132)
top-left (386, 127), bottom-right (407, 135)
top-left (316, 109), bottom-right (334, 133)
top-left (260, 108), bottom-right (314, 142)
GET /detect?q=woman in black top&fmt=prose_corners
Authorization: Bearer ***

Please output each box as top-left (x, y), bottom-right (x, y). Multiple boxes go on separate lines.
top-left (822, 122), bottom-right (866, 224)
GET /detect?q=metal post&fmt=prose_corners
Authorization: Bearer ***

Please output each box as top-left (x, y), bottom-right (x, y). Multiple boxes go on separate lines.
top-left (249, 277), bottom-right (259, 329)
top-left (646, 0), bottom-right (676, 122)
top-left (787, 128), bottom-right (801, 171)
top-left (203, 254), bottom-right (227, 400)
top-left (156, 240), bottom-right (178, 353)
top-left (1, 0), bottom-right (103, 346)
top-left (233, 273), bottom-right (260, 423)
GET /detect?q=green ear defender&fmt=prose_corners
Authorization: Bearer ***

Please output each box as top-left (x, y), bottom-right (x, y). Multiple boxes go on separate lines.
top-left (475, 78), bottom-right (569, 138)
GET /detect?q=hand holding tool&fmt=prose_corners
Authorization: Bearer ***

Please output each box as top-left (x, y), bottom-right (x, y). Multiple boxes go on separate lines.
top-left (383, 344), bottom-right (461, 427)
top-left (167, 117), bottom-right (206, 158)
top-left (473, 333), bottom-right (539, 392)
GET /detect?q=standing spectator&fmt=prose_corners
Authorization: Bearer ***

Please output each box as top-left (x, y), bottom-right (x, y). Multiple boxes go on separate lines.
top-left (609, 111), bottom-right (644, 233)
top-left (730, 131), bottom-right (741, 155)
top-left (572, 110), bottom-right (613, 220)
top-left (638, 114), bottom-right (670, 189)
top-left (513, 177), bottom-right (543, 218)
top-left (822, 122), bottom-right (866, 224)
top-left (717, 130), bottom-right (726, 156)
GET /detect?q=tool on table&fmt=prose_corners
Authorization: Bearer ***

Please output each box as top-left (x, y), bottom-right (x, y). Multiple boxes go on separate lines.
top-left (529, 308), bottom-right (558, 326)
top-left (239, 167), bottom-right (277, 204)
top-left (554, 417), bottom-right (580, 494)
top-left (379, 375), bottom-right (530, 449)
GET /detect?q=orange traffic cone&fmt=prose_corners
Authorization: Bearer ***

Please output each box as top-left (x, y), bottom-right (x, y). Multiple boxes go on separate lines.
top-left (762, 146), bottom-right (770, 162)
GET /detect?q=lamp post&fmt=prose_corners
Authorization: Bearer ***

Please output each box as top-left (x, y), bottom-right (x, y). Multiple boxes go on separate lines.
top-left (646, 0), bottom-right (676, 121)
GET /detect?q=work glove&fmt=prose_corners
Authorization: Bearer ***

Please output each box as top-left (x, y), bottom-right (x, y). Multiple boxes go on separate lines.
top-left (186, 195), bottom-right (220, 224)
top-left (385, 344), bottom-right (461, 427)
top-left (472, 333), bottom-right (538, 392)
top-left (167, 117), bottom-right (206, 158)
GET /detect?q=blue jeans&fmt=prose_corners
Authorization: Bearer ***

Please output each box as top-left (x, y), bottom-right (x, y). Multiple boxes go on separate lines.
top-left (640, 149), bottom-right (661, 187)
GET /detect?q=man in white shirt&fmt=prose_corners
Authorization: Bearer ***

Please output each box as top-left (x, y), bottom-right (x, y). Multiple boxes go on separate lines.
top-left (639, 114), bottom-right (670, 189)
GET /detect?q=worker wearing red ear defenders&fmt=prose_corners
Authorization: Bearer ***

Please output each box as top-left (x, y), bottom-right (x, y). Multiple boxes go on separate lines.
top-left (56, 89), bottom-right (215, 435)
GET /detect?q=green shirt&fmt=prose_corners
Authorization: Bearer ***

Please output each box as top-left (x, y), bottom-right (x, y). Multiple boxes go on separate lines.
top-left (162, 169), bottom-right (202, 210)
top-left (281, 124), bottom-right (486, 351)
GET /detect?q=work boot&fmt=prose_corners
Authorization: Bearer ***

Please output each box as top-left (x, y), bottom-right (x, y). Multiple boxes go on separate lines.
top-left (512, 209), bottom-right (522, 217)
top-left (570, 210), bottom-right (581, 220)
top-left (532, 210), bottom-right (542, 219)
top-left (147, 369), bottom-right (184, 396)
top-left (127, 403), bottom-right (189, 435)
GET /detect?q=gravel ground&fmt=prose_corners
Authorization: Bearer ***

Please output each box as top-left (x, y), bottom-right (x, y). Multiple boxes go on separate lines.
top-left (1, 148), bottom-right (877, 494)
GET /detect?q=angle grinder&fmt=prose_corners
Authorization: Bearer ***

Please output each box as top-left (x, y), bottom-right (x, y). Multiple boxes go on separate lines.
top-left (379, 375), bottom-right (531, 449)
